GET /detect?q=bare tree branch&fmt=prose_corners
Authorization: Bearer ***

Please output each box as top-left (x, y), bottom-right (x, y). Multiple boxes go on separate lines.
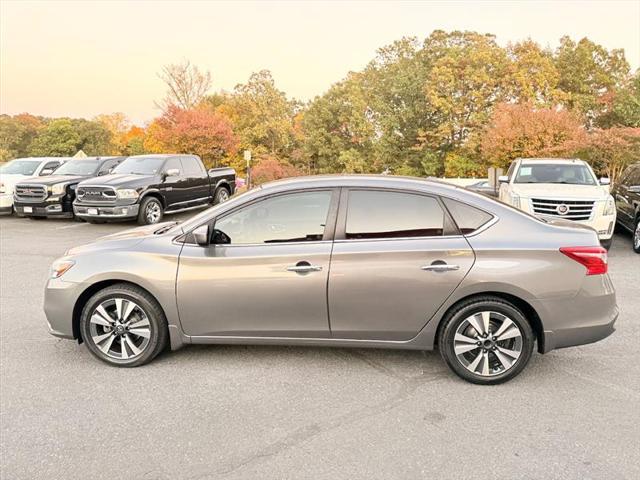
top-left (156, 60), bottom-right (212, 111)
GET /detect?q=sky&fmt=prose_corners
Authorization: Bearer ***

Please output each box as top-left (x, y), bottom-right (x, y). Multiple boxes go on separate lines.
top-left (1, 0), bottom-right (639, 125)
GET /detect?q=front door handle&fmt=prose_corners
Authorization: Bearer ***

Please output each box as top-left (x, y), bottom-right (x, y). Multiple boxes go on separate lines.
top-left (421, 264), bottom-right (460, 272)
top-left (287, 261), bottom-right (323, 273)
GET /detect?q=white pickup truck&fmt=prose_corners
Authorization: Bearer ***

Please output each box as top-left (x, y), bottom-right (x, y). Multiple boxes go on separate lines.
top-left (499, 158), bottom-right (616, 249)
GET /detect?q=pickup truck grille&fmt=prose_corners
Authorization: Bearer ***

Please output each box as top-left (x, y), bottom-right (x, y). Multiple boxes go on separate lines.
top-left (76, 186), bottom-right (117, 203)
top-left (14, 184), bottom-right (47, 202)
top-left (531, 198), bottom-right (595, 221)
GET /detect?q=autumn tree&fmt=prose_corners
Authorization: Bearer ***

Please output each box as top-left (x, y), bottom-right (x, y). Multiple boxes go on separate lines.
top-left (94, 113), bottom-right (130, 154)
top-left (479, 102), bottom-right (586, 169)
top-left (0, 114), bottom-right (44, 161)
top-left (145, 106), bottom-right (237, 167)
top-left (250, 155), bottom-right (302, 184)
top-left (578, 127), bottom-right (640, 183)
top-left (157, 60), bottom-right (212, 111)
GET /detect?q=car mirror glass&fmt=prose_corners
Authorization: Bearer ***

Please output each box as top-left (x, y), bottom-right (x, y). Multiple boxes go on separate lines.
top-left (165, 168), bottom-right (180, 177)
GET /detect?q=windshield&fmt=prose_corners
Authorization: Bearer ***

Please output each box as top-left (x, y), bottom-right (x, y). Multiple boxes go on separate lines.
top-left (52, 160), bottom-right (100, 176)
top-left (112, 157), bottom-right (165, 175)
top-left (515, 163), bottom-right (597, 185)
top-left (0, 159), bottom-right (41, 175)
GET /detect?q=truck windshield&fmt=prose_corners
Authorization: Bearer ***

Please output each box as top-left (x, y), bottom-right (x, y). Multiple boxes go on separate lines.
top-left (112, 157), bottom-right (166, 175)
top-left (514, 163), bottom-right (597, 185)
top-left (0, 159), bottom-right (41, 175)
top-left (52, 160), bottom-right (99, 176)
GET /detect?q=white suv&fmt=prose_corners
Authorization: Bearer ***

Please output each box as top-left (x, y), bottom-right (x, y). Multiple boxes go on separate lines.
top-left (499, 158), bottom-right (616, 248)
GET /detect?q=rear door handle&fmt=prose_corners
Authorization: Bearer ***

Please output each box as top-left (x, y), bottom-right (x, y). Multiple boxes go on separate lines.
top-left (287, 262), bottom-right (323, 273)
top-left (421, 264), bottom-right (460, 272)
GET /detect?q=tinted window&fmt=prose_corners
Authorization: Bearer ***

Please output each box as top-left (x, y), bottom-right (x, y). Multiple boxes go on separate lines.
top-left (443, 198), bottom-right (493, 234)
top-left (345, 190), bottom-right (444, 239)
top-left (628, 167), bottom-right (640, 186)
top-left (52, 160), bottom-right (99, 176)
top-left (215, 191), bottom-right (332, 244)
top-left (182, 156), bottom-right (203, 175)
top-left (98, 159), bottom-right (120, 174)
top-left (42, 161), bottom-right (61, 171)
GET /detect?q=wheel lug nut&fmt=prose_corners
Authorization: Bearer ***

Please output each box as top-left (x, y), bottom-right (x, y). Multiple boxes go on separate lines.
top-left (476, 341), bottom-right (481, 345)
top-left (492, 337), bottom-right (496, 341)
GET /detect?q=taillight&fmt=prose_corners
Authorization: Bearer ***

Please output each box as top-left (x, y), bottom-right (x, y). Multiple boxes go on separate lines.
top-left (560, 246), bottom-right (608, 275)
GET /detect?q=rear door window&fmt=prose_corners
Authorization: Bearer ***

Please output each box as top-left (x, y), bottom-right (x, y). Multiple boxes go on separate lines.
top-left (181, 156), bottom-right (205, 176)
top-left (345, 190), bottom-right (445, 239)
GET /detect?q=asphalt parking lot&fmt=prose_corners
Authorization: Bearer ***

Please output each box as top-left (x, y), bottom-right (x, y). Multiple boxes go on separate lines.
top-left (1, 215), bottom-right (639, 480)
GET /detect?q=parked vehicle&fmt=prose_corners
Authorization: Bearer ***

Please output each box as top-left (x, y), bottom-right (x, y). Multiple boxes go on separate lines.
top-left (72, 154), bottom-right (236, 225)
top-left (13, 157), bottom-right (125, 219)
top-left (612, 162), bottom-right (640, 253)
top-left (0, 157), bottom-right (71, 215)
top-left (499, 158), bottom-right (616, 249)
top-left (466, 179), bottom-right (498, 197)
top-left (45, 175), bottom-right (617, 384)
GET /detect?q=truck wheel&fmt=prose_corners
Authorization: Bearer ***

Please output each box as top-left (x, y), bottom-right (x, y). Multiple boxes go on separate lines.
top-left (138, 197), bottom-right (163, 225)
top-left (633, 217), bottom-right (640, 254)
top-left (213, 187), bottom-right (230, 204)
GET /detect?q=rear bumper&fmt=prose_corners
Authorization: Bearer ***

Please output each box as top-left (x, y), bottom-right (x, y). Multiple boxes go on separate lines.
top-left (73, 203), bottom-right (139, 219)
top-left (532, 274), bottom-right (618, 353)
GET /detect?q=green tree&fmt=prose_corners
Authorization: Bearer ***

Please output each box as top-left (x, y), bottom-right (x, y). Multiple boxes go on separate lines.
top-left (72, 119), bottom-right (114, 155)
top-left (0, 114), bottom-right (44, 161)
top-left (28, 119), bottom-right (81, 156)
top-left (554, 36), bottom-right (630, 125)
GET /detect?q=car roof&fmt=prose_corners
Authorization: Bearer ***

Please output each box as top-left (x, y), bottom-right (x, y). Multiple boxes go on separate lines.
top-left (518, 158), bottom-right (587, 165)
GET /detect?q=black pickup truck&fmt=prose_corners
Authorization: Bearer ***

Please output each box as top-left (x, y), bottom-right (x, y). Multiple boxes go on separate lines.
top-left (73, 154), bottom-right (236, 225)
top-left (13, 157), bottom-right (125, 219)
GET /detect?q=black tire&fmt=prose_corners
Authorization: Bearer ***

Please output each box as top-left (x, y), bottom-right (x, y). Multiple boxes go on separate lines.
top-left (79, 283), bottom-right (168, 367)
top-left (633, 217), bottom-right (640, 254)
top-left (137, 196), bottom-right (163, 225)
top-left (213, 186), bottom-right (230, 205)
top-left (438, 296), bottom-right (535, 385)
top-left (601, 238), bottom-right (613, 250)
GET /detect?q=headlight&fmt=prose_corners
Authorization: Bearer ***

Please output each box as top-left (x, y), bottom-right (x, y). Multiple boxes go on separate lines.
top-left (50, 258), bottom-right (75, 279)
top-left (603, 196), bottom-right (615, 216)
top-left (116, 189), bottom-right (139, 199)
top-left (50, 183), bottom-right (66, 195)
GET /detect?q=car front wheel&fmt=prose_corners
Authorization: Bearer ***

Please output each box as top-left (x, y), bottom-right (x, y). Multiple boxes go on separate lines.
top-left (634, 217), bottom-right (640, 254)
top-left (79, 283), bottom-right (168, 367)
top-left (438, 296), bottom-right (535, 385)
top-left (138, 197), bottom-right (163, 225)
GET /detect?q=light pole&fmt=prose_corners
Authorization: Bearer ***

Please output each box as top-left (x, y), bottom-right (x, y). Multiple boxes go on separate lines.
top-left (244, 150), bottom-right (252, 189)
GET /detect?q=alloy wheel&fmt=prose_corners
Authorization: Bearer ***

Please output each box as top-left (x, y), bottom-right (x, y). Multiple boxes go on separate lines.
top-left (145, 202), bottom-right (161, 224)
top-left (217, 189), bottom-right (229, 202)
top-left (634, 221), bottom-right (640, 250)
top-left (453, 311), bottom-right (523, 377)
top-left (88, 298), bottom-right (151, 360)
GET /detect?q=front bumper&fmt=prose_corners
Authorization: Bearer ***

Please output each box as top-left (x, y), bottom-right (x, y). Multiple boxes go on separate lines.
top-left (14, 197), bottom-right (74, 218)
top-left (74, 203), bottom-right (139, 219)
top-left (44, 277), bottom-right (84, 339)
top-left (0, 194), bottom-right (13, 214)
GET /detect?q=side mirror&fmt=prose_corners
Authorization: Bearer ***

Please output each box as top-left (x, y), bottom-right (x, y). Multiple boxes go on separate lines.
top-left (40, 169), bottom-right (54, 176)
top-left (628, 185), bottom-right (640, 193)
top-left (599, 177), bottom-right (610, 186)
top-left (211, 229), bottom-right (231, 245)
top-left (165, 168), bottom-right (180, 177)
top-left (192, 225), bottom-right (209, 246)
top-left (498, 175), bottom-right (509, 184)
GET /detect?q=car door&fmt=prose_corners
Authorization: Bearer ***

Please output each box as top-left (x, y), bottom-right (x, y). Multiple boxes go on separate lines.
top-left (615, 167), bottom-right (639, 230)
top-left (180, 155), bottom-right (211, 205)
top-left (328, 189), bottom-right (475, 341)
top-left (176, 189), bottom-right (339, 337)
top-left (160, 157), bottom-right (188, 208)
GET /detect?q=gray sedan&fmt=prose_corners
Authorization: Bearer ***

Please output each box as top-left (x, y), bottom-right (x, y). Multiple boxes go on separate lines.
top-left (44, 176), bottom-right (617, 384)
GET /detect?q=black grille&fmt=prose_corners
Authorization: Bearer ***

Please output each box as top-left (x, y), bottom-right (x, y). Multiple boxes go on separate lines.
top-left (76, 186), bottom-right (117, 203)
top-left (15, 184), bottom-right (47, 202)
top-left (531, 198), bottom-right (595, 221)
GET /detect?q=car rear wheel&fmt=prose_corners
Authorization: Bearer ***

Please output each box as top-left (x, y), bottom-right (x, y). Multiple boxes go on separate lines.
top-left (438, 297), bottom-right (535, 385)
top-left (213, 186), bottom-right (230, 204)
top-left (80, 283), bottom-right (168, 367)
top-left (138, 197), bottom-right (163, 225)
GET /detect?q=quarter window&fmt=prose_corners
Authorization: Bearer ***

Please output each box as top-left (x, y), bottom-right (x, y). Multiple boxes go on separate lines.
top-left (442, 198), bottom-right (493, 234)
top-left (345, 190), bottom-right (445, 239)
top-left (214, 191), bottom-right (332, 244)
